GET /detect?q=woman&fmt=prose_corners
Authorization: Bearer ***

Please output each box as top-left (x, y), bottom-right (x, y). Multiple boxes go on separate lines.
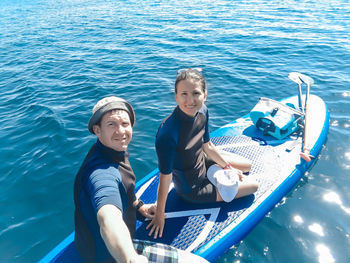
top-left (147, 68), bottom-right (258, 239)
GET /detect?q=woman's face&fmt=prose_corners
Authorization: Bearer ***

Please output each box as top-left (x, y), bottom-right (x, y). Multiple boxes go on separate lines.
top-left (175, 79), bottom-right (207, 117)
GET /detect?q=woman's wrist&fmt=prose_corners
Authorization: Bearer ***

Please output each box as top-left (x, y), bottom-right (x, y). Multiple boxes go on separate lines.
top-left (223, 163), bottom-right (233, 169)
top-left (155, 204), bottom-right (165, 215)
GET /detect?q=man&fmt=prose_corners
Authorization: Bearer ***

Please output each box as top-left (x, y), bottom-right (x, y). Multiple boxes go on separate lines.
top-left (73, 96), bottom-right (208, 263)
top-left (74, 96), bottom-right (152, 262)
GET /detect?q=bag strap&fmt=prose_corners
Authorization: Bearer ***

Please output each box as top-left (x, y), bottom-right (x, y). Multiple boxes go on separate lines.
top-left (256, 117), bottom-right (276, 135)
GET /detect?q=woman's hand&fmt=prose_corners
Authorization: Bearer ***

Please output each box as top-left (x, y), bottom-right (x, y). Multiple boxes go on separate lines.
top-left (146, 211), bottom-right (166, 239)
top-left (224, 163), bottom-right (244, 181)
top-left (232, 167), bottom-right (243, 181)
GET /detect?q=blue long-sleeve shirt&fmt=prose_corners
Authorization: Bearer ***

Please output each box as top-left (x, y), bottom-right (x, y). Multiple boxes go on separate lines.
top-left (74, 140), bottom-right (136, 262)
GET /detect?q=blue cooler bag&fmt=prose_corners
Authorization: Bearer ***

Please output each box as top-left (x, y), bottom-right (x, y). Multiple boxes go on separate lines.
top-left (250, 97), bottom-right (304, 140)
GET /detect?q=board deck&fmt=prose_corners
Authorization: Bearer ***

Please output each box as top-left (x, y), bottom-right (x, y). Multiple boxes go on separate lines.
top-left (40, 94), bottom-right (329, 263)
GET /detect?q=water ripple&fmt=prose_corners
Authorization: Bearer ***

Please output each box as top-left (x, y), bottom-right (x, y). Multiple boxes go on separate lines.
top-left (0, 0), bottom-right (349, 262)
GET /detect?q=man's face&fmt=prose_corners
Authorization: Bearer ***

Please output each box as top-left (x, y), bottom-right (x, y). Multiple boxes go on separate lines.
top-left (93, 110), bottom-right (132, 152)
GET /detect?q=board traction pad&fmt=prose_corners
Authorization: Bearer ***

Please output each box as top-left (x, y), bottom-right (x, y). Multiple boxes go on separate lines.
top-left (135, 134), bottom-right (294, 252)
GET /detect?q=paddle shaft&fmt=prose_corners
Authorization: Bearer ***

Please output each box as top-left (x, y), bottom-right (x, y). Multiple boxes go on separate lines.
top-left (300, 81), bottom-right (313, 161)
top-left (288, 72), bottom-right (314, 162)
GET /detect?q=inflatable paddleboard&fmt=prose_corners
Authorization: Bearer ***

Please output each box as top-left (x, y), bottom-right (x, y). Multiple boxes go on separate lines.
top-left (40, 92), bottom-right (329, 263)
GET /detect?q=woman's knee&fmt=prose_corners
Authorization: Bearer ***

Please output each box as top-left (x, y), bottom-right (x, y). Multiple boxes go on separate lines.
top-left (235, 181), bottom-right (258, 199)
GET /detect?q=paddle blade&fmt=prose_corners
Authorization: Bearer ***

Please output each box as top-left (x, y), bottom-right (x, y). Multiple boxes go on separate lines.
top-left (288, 72), bottom-right (303, 84)
top-left (288, 72), bottom-right (314, 86)
top-left (298, 73), bottom-right (314, 86)
top-left (300, 150), bottom-right (315, 162)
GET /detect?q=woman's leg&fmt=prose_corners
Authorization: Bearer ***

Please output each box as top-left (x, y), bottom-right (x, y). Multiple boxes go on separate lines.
top-left (178, 178), bottom-right (217, 204)
top-left (216, 180), bottom-right (258, 202)
top-left (218, 150), bottom-right (252, 173)
top-left (234, 180), bottom-right (259, 199)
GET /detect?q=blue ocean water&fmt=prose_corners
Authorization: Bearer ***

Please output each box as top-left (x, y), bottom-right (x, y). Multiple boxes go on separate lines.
top-left (0, 0), bottom-right (349, 262)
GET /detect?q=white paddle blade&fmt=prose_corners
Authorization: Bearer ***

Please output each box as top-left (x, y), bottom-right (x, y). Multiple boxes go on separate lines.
top-left (289, 72), bottom-right (314, 86)
top-left (288, 72), bottom-right (303, 84)
top-left (298, 73), bottom-right (314, 86)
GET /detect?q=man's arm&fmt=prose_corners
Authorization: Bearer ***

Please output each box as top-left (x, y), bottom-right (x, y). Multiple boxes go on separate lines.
top-left (146, 172), bottom-right (172, 239)
top-left (97, 204), bottom-right (147, 263)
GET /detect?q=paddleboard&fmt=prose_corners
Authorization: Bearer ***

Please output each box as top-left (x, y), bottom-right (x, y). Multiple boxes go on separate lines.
top-left (39, 94), bottom-right (329, 263)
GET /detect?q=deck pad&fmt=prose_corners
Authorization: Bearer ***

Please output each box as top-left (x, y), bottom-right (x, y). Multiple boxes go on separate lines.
top-left (134, 135), bottom-right (297, 249)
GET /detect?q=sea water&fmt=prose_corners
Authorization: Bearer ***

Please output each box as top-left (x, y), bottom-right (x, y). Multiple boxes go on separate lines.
top-left (0, 0), bottom-right (349, 262)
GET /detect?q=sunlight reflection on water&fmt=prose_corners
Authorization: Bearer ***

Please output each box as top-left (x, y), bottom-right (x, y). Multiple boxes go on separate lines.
top-left (1, 0), bottom-right (350, 262)
top-left (316, 244), bottom-right (335, 263)
top-left (323, 192), bottom-right (350, 215)
top-left (308, 223), bottom-right (325, 237)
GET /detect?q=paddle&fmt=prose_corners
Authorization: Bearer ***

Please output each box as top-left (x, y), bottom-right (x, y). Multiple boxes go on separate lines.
top-left (288, 72), bottom-right (304, 113)
top-left (288, 72), bottom-right (315, 162)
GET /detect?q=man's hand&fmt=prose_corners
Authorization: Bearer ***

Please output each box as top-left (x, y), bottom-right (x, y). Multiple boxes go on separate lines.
top-left (138, 203), bottom-right (157, 219)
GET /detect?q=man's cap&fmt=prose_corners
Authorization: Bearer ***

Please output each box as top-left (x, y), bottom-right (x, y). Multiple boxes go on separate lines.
top-left (88, 96), bottom-right (135, 134)
top-left (207, 164), bottom-right (239, 202)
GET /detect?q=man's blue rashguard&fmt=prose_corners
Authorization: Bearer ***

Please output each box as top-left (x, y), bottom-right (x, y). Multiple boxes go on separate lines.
top-left (74, 140), bottom-right (137, 263)
top-left (155, 105), bottom-right (217, 203)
